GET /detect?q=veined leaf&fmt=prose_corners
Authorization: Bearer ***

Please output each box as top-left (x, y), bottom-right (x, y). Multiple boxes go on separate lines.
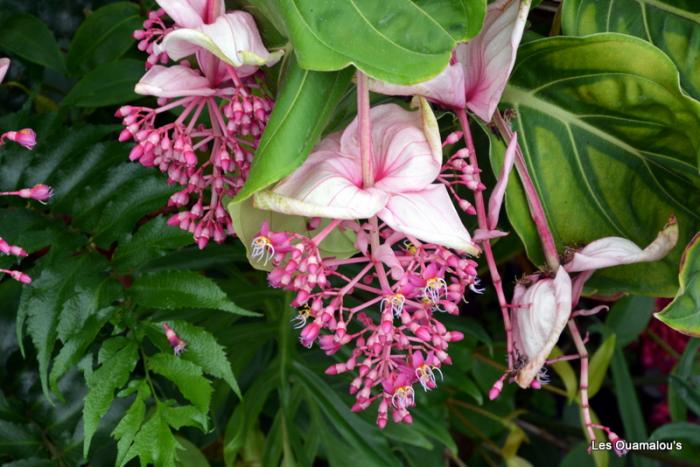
top-left (234, 58), bottom-right (353, 202)
top-left (147, 352), bottom-right (213, 415)
top-left (562, 0), bottom-right (700, 100)
top-left (655, 233), bottom-right (700, 335)
top-left (129, 270), bottom-right (258, 316)
top-left (63, 59), bottom-right (143, 108)
top-left (123, 404), bottom-right (179, 467)
top-left (67, 2), bottom-right (142, 75)
top-left (500, 34), bottom-right (700, 296)
top-left (113, 389), bottom-right (147, 467)
top-left (83, 339), bottom-right (138, 457)
top-left (278, 0), bottom-right (486, 84)
top-left (0, 12), bottom-right (65, 72)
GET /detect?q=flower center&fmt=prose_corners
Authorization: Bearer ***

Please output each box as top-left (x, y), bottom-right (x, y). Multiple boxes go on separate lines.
top-left (391, 385), bottom-right (415, 409)
top-left (424, 277), bottom-right (447, 304)
top-left (251, 235), bottom-right (274, 264)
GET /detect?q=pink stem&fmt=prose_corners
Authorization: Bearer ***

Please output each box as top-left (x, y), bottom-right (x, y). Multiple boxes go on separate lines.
top-left (493, 112), bottom-right (560, 270)
top-left (312, 219), bottom-right (342, 245)
top-left (457, 109), bottom-right (513, 369)
top-left (568, 319), bottom-right (597, 443)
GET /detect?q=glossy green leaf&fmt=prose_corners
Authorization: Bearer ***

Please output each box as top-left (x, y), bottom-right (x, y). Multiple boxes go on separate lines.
top-left (588, 334), bottom-right (616, 397)
top-left (278, 0), bottom-right (486, 84)
top-left (649, 421), bottom-right (700, 444)
top-left (605, 296), bottom-right (654, 347)
top-left (500, 34), bottom-right (700, 296)
top-left (83, 339), bottom-right (138, 456)
top-left (113, 391), bottom-right (147, 467)
top-left (151, 321), bottom-right (241, 398)
top-left (129, 270), bottom-right (259, 316)
top-left (67, 2), bottom-right (142, 75)
top-left (112, 216), bottom-right (193, 273)
top-left (655, 233), bottom-right (700, 335)
top-left (562, 0), bottom-right (700, 100)
top-left (148, 353), bottom-right (213, 415)
top-left (234, 58), bottom-right (353, 202)
top-left (548, 346), bottom-right (578, 401)
top-left (669, 375), bottom-right (700, 417)
top-left (0, 12), bottom-right (65, 72)
top-left (63, 59), bottom-right (143, 107)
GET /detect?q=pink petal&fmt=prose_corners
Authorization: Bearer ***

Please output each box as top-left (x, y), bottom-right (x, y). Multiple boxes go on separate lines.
top-left (459, 0), bottom-right (530, 122)
top-left (512, 267), bottom-right (572, 388)
top-left (134, 64), bottom-right (216, 97)
top-left (157, 0), bottom-right (206, 27)
top-left (340, 100), bottom-right (443, 193)
top-left (0, 58), bottom-right (9, 84)
top-left (368, 63), bottom-right (467, 109)
top-left (565, 218), bottom-right (679, 272)
top-left (375, 242), bottom-right (404, 279)
top-left (253, 143), bottom-right (389, 220)
top-left (487, 131), bottom-right (517, 229)
top-left (161, 12), bottom-right (283, 73)
top-left (378, 184), bottom-right (480, 255)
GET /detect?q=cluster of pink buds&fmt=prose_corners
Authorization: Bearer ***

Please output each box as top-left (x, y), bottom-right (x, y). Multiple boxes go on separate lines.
top-left (1, 57), bottom-right (51, 285)
top-left (119, 1), bottom-right (280, 248)
top-left (438, 132), bottom-right (481, 216)
top-left (252, 219), bottom-right (478, 427)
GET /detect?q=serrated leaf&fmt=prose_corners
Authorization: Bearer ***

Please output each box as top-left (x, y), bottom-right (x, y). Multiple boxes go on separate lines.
top-left (83, 339), bottom-right (138, 457)
top-left (16, 252), bottom-right (121, 398)
top-left (123, 404), bottom-right (180, 467)
top-left (63, 59), bottom-right (143, 108)
top-left (0, 12), bottom-right (65, 72)
top-left (112, 392), bottom-right (146, 467)
top-left (500, 34), bottom-right (700, 296)
top-left (151, 321), bottom-right (241, 398)
top-left (234, 58), bottom-right (353, 202)
top-left (130, 270), bottom-right (258, 316)
top-left (278, 0), bottom-right (486, 84)
top-left (588, 334), bottom-right (616, 398)
top-left (656, 233), bottom-right (700, 335)
top-left (67, 2), bottom-right (142, 75)
top-left (112, 216), bottom-right (194, 273)
top-left (562, 0), bottom-right (700, 100)
top-left (148, 352), bottom-right (213, 415)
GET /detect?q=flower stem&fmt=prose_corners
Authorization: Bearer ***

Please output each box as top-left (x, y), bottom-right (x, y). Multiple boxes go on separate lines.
top-left (493, 112), bottom-right (560, 270)
top-left (567, 318), bottom-right (597, 443)
top-left (457, 109), bottom-right (513, 370)
top-left (356, 71), bottom-right (373, 188)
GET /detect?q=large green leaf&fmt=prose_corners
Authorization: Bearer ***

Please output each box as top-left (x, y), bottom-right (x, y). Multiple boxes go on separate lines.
top-left (129, 270), bottom-right (259, 316)
top-left (63, 59), bottom-right (143, 108)
top-left (234, 58), bottom-right (353, 202)
top-left (655, 233), bottom-right (700, 335)
top-left (147, 353), bottom-right (213, 415)
top-left (67, 2), bottom-right (142, 75)
top-left (561, 0), bottom-right (700, 100)
top-left (499, 34), bottom-right (700, 296)
top-left (278, 0), bottom-right (486, 84)
top-left (0, 12), bottom-right (65, 72)
top-left (588, 333), bottom-right (616, 397)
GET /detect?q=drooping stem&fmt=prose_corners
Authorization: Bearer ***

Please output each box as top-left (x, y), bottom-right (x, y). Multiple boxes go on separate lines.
top-left (567, 319), bottom-right (597, 443)
top-left (493, 112), bottom-right (560, 270)
top-left (457, 109), bottom-right (513, 369)
top-left (356, 71), bottom-right (373, 188)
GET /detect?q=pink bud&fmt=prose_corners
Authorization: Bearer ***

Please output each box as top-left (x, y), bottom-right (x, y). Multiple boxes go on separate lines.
top-left (18, 184), bottom-right (53, 202)
top-left (1, 129), bottom-right (37, 149)
top-left (489, 378), bottom-right (503, 400)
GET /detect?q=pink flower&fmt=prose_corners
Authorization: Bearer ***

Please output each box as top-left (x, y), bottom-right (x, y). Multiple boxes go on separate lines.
top-left (1, 129), bottom-right (37, 150)
top-left (368, 0), bottom-right (531, 122)
top-left (0, 57), bottom-right (9, 84)
top-left (157, 0), bottom-right (220, 28)
top-left (1, 269), bottom-right (32, 284)
top-left (163, 323), bottom-right (187, 355)
top-left (565, 217), bottom-right (678, 272)
top-left (19, 184), bottom-right (53, 202)
top-left (511, 267), bottom-right (572, 388)
top-left (254, 99), bottom-right (479, 255)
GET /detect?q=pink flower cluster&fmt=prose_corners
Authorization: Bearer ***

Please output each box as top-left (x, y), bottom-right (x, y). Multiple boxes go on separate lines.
top-left (253, 219), bottom-right (478, 427)
top-left (118, 0), bottom-right (280, 248)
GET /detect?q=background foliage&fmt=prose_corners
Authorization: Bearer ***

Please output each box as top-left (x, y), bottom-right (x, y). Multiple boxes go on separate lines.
top-left (1, 0), bottom-right (699, 466)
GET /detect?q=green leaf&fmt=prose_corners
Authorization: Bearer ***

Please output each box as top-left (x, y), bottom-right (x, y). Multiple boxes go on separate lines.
top-left (83, 339), bottom-right (138, 457)
top-left (655, 233), bottom-right (700, 335)
top-left (669, 375), bottom-right (700, 417)
top-left (234, 58), bottom-right (353, 202)
top-left (63, 59), bottom-right (143, 107)
top-left (650, 422), bottom-right (700, 444)
top-left (278, 0), bottom-right (486, 84)
top-left (500, 34), bottom-right (700, 296)
top-left (67, 2), bottom-right (142, 75)
top-left (151, 321), bottom-right (241, 398)
top-left (130, 270), bottom-right (259, 316)
top-left (588, 334), bottom-right (616, 398)
top-left (175, 437), bottom-right (211, 467)
top-left (549, 346), bottom-right (578, 401)
top-left (147, 352), bottom-right (213, 415)
top-left (0, 12), bottom-right (65, 72)
top-left (16, 252), bottom-right (121, 398)
top-left (605, 296), bottom-right (654, 347)
top-left (112, 391), bottom-right (146, 467)
top-left (561, 0), bottom-right (700, 100)
top-left (112, 216), bottom-right (193, 273)
top-left (123, 404), bottom-right (180, 467)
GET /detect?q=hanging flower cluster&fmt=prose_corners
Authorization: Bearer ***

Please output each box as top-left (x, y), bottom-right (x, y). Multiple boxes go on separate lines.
top-left (118, 0), bottom-right (282, 248)
top-left (250, 99), bottom-right (484, 426)
top-left (1, 57), bottom-right (49, 285)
